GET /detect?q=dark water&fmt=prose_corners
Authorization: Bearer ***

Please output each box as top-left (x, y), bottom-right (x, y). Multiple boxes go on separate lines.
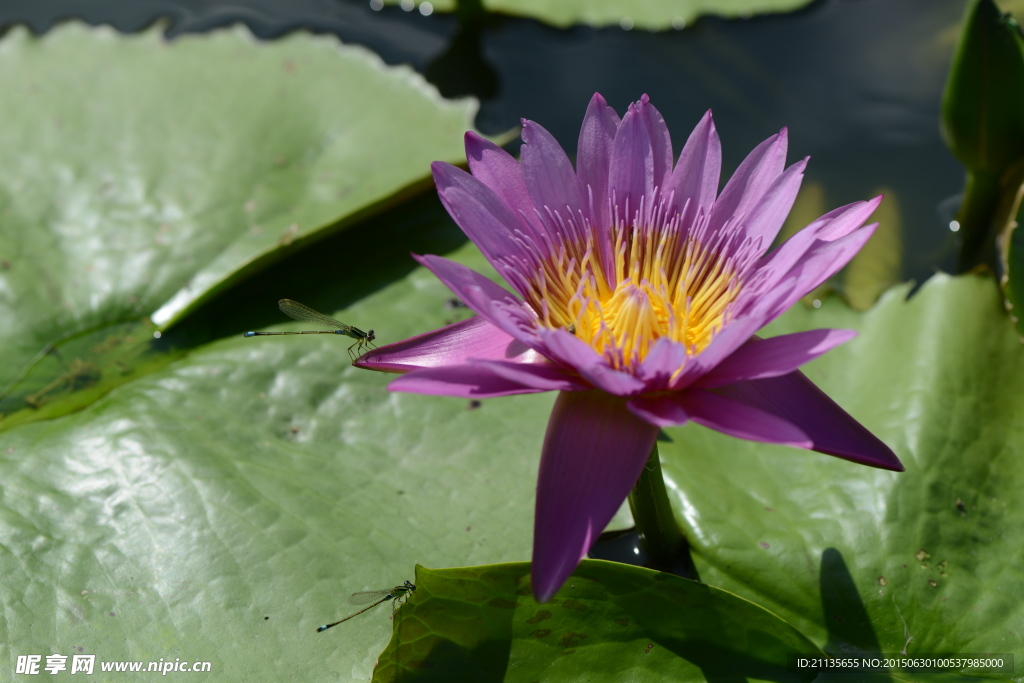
top-left (0, 0), bottom-right (973, 565)
top-left (0, 0), bottom-right (967, 285)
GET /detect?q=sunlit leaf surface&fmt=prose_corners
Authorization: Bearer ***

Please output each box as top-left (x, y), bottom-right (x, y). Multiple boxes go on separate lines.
top-left (0, 22), bottom-right (479, 418)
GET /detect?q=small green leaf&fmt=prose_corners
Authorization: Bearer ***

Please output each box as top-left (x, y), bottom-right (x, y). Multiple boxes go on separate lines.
top-left (941, 0), bottom-right (1024, 268)
top-left (374, 561), bottom-right (823, 682)
top-left (942, 0), bottom-right (1024, 175)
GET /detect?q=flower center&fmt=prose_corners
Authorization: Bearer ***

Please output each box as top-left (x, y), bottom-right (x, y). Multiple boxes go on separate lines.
top-left (520, 199), bottom-right (747, 371)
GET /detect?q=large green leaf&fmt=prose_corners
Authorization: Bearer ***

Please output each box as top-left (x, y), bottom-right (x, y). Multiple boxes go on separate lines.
top-left (392, 0), bottom-right (814, 31)
top-left (373, 561), bottom-right (823, 682)
top-left (0, 22), bottom-right (479, 411)
top-left (0, 263), bottom-right (552, 679)
top-left (660, 274), bottom-right (1024, 682)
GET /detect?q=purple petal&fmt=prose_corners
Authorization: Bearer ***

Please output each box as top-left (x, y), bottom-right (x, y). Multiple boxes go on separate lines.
top-left (608, 103), bottom-right (654, 220)
top-left (675, 389), bottom-right (813, 447)
top-left (712, 371), bottom-right (904, 470)
top-left (576, 93), bottom-right (621, 231)
top-left (473, 359), bottom-right (588, 392)
top-left (355, 315), bottom-right (530, 373)
top-left (667, 110), bottom-right (721, 228)
top-left (541, 328), bottom-right (647, 396)
top-left (414, 254), bottom-right (542, 350)
top-left (626, 394), bottom-right (690, 427)
top-left (747, 197), bottom-right (882, 300)
top-left (707, 129), bottom-right (788, 236)
top-left (431, 162), bottom-right (531, 279)
top-left (464, 132), bottom-right (542, 240)
top-left (636, 94), bottom-right (674, 194)
top-left (676, 275), bottom-right (807, 388)
top-left (817, 195), bottom-right (884, 241)
top-left (670, 316), bottom-right (768, 389)
top-left (695, 329), bottom-right (858, 388)
top-left (389, 363), bottom-right (551, 398)
top-left (533, 391), bottom-right (660, 603)
top-left (521, 120), bottom-right (585, 230)
top-left (634, 337), bottom-right (688, 389)
top-left (758, 224), bottom-right (878, 323)
top-left (739, 157), bottom-right (807, 250)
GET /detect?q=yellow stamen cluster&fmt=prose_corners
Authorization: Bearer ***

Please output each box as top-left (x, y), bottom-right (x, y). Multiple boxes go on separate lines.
top-left (523, 214), bottom-right (740, 371)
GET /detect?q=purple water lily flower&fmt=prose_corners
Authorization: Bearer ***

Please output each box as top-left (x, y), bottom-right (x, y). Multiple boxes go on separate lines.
top-left (357, 93), bottom-right (903, 603)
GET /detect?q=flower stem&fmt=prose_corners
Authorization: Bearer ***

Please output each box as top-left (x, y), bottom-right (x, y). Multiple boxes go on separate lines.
top-left (627, 441), bottom-right (695, 578)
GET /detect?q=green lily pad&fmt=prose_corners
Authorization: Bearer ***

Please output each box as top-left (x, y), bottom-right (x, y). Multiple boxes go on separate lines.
top-left (373, 561), bottom-right (823, 682)
top-left (659, 274), bottom-right (1024, 682)
top-left (390, 0), bottom-right (814, 31)
top-left (0, 22), bottom-right (480, 413)
top-left (0, 290), bottom-right (553, 679)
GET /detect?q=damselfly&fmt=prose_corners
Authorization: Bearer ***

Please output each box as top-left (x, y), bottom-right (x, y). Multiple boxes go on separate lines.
top-left (243, 299), bottom-right (376, 360)
top-left (316, 580), bottom-right (415, 633)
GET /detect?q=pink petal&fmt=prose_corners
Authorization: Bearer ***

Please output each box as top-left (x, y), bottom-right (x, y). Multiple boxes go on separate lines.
top-left (431, 162), bottom-right (531, 279)
top-left (464, 132), bottom-right (542, 240)
top-left (355, 315), bottom-right (530, 373)
top-left (576, 92), bottom-right (621, 231)
top-left (626, 394), bottom-right (690, 427)
top-left (521, 119), bottom-right (585, 230)
top-left (711, 371), bottom-right (904, 470)
top-left (608, 102), bottom-right (654, 220)
top-left (473, 359), bottom-right (588, 392)
top-left (533, 391), bottom-right (660, 603)
top-left (389, 363), bottom-right (551, 398)
top-left (667, 110), bottom-right (721, 229)
top-left (695, 329), bottom-right (858, 388)
top-left (759, 224), bottom-right (878, 323)
top-left (670, 315), bottom-right (768, 389)
top-left (635, 337), bottom-right (688, 389)
top-left (673, 274), bottom-right (807, 389)
top-left (707, 129), bottom-right (788, 236)
top-left (675, 389), bottom-right (813, 447)
top-left (746, 197), bottom-right (882, 300)
top-left (541, 328), bottom-right (647, 396)
top-left (636, 94), bottom-right (674, 194)
top-left (818, 195), bottom-right (884, 240)
top-left (739, 157), bottom-right (807, 250)
top-left (414, 254), bottom-right (542, 350)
